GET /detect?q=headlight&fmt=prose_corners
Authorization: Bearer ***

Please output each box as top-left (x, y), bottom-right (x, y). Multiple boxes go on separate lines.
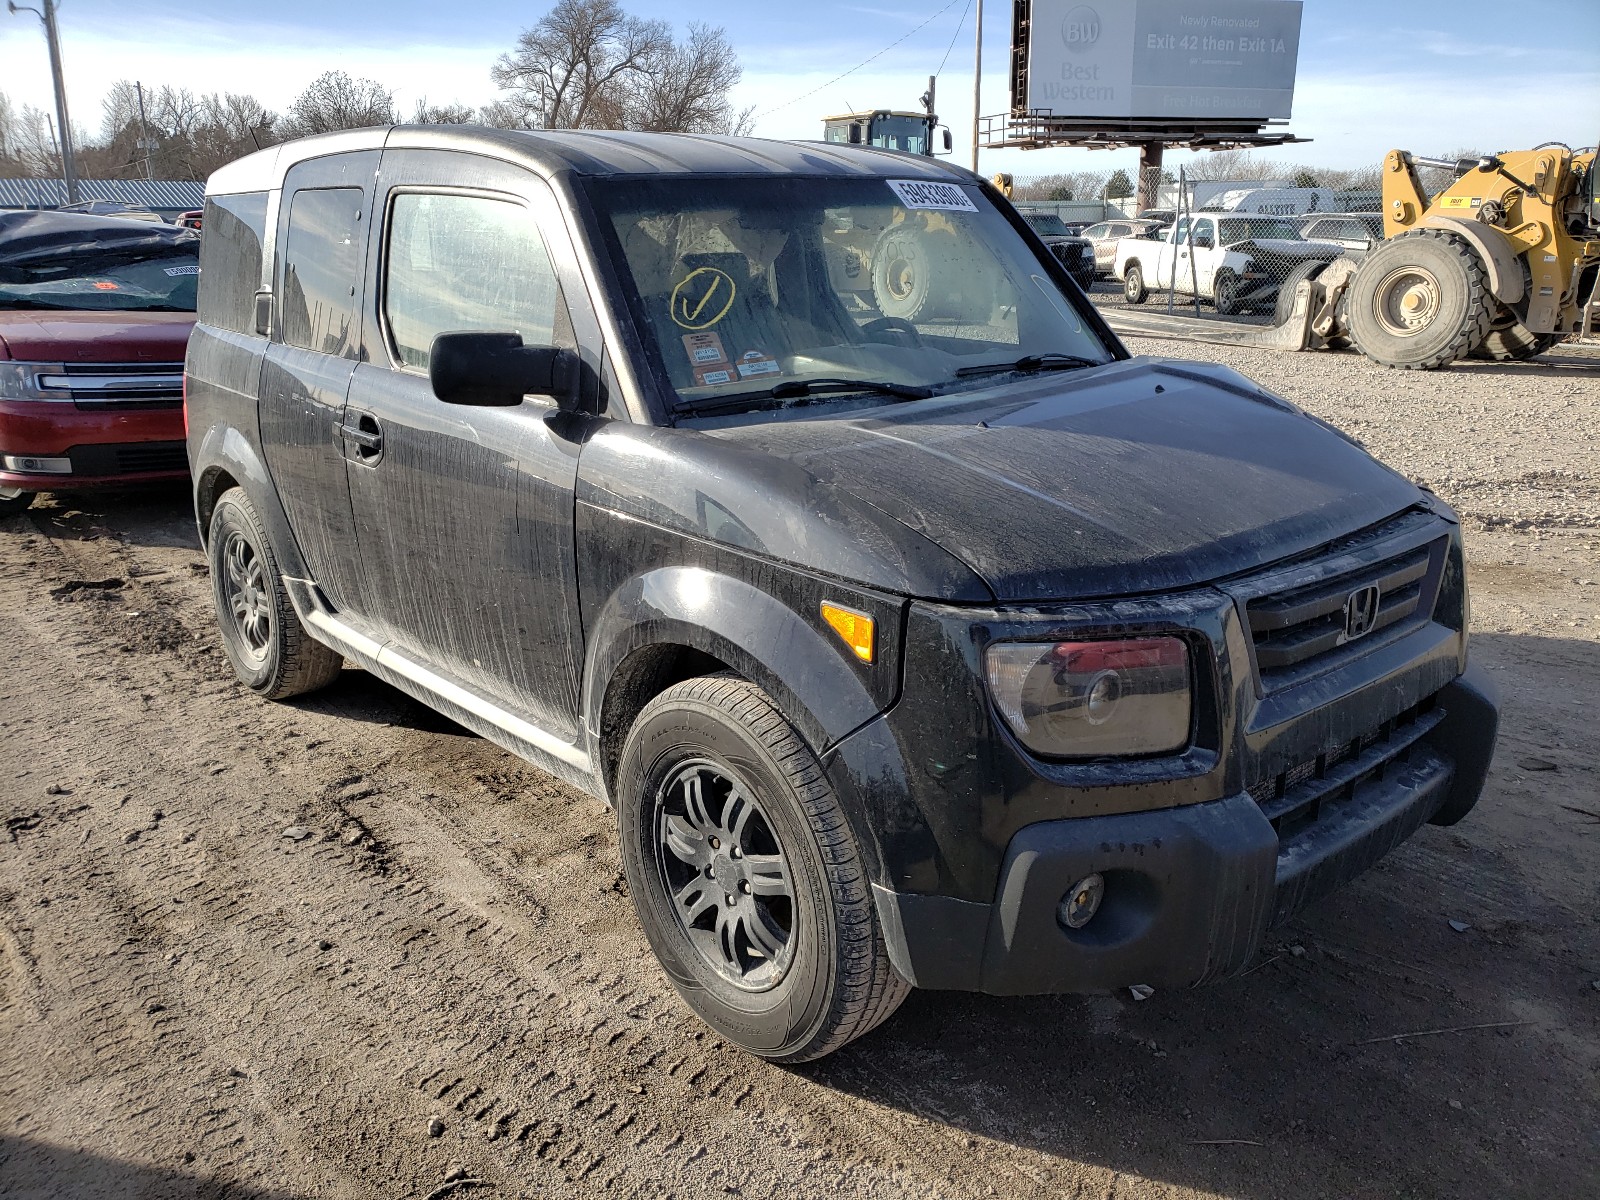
top-left (985, 637), bottom-right (1192, 758)
top-left (0, 362), bottom-right (71, 402)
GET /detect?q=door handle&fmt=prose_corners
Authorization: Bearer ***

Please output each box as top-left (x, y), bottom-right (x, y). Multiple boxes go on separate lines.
top-left (339, 413), bottom-right (383, 461)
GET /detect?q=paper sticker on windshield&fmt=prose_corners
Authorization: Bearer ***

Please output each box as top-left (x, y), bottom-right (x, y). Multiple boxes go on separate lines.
top-left (681, 331), bottom-right (728, 366)
top-left (887, 180), bottom-right (977, 212)
top-left (92, 281), bottom-right (120, 290)
top-left (693, 365), bottom-right (736, 386)
top-left (670, 267), bottom-right (736, 330)
top-left (735, 350), bottom-right (781, 379)
top-left (163, 264), bottom-right (200, 276)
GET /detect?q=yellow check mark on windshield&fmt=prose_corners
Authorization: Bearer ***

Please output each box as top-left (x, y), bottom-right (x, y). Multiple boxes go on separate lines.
top-left (670, 267), bottom-right (737, 330)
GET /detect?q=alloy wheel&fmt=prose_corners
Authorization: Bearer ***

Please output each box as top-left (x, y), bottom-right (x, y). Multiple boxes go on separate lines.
top-left (222, 530), bottom-right (272, 664)
top-left (653, 759), bottom-right (794, 991)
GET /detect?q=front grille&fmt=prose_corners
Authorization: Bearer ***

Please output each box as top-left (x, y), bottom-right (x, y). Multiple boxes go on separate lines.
top-left (1242, 527), bottom-right (1448, 690)
top-left (40, 362), bottom-right (184, 409)
top-left (1247, 694), bottom-right (1445, 841)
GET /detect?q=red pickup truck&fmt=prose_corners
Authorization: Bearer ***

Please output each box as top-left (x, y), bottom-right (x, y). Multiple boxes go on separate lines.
top-left (1, 211), bottom-right (197, 516)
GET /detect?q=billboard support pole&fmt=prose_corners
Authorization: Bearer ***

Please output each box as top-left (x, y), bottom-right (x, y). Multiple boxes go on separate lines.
top-left (1138, 141), bottom-right (1164, 214)
top-left (970, 0), bottom-right (983, 173)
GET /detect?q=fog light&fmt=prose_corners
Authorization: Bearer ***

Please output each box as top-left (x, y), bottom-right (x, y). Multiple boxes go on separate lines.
top-left (1058, 873), bottom-right (1105, 930)
top-left (2, 454), bottom-right (71, 474)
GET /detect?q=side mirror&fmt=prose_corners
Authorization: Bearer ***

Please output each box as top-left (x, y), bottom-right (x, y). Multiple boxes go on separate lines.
top-left (942, 128), bottom-right (953, 153)
top-left (848, 124), bottom-right (862, 145)
top-left (1194, 235), bottom-right (1213, 249)
top-left (428, 331), bottom-right (577, 409)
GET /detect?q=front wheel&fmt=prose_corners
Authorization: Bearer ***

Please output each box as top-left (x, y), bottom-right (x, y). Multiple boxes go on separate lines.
top-left (1213, 269), bottom-right (1244, 316)
top-left (1345, 229), bottom-right (1495, 369)
top-left (617, 674), bottom-right (909, 1062)
top-left (1123, 263), bottom-right (1148, 304)
top-left (0, 487), bottom-right (36, 517)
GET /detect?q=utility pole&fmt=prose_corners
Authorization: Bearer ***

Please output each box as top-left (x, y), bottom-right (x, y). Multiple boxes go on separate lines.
top-left (135, 80), bottom-right (154, 181)
top-left (969, 0), bottom-right (983, 173)
top-left (8, 0), bottom-right (80, 203)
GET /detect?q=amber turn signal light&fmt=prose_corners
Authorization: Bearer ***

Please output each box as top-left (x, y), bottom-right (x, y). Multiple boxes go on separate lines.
top-left (821, 602), bottom-right (874, 664)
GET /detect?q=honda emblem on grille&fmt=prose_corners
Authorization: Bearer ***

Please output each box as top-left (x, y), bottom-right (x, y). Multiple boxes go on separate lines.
top-left (1343, 585), bottom-right (1382, 641)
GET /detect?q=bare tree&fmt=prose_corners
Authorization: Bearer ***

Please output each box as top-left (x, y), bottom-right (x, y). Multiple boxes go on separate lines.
top-left (622, 22), bottom-right (750, 134)
top-left (491, 0), bottom-right (670, 129)
top-left (411, 100), bottom-right (479, 125)
top-left (1010, 171), bottom-right (1111, 203)
top-left (490, 0), bottom-right (747, 133)
top-left (1, 103), bottom-right (63, 179)
top-left (90, 81), bottom-right (275, 179)
top-left (1180, 150), bottom-right (1288, 182)
top-left (280, 71), bottom-right (397, 138)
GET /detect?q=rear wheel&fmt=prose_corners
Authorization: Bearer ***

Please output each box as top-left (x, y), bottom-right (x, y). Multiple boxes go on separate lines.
top-left (1123, 262), bottom-right (1147, 304)
top-left (0, 487), bottom-right (36, 517)
top-left (617, 674), bottom-right (909, 1062)
top-left (208, 487), bottom-right (343, 699)
top-left (1470, 312), bottom-right (1559, 361)
top-left (1345, 230), bottom-right (1495, 369)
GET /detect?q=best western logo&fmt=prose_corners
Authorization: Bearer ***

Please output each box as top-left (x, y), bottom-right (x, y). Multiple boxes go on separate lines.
top-left (1062, 5), bottom-right (1101, 52)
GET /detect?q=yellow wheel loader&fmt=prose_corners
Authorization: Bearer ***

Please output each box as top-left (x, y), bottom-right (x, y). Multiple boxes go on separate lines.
top-left (1313, 144), bottom-right (1600, 369)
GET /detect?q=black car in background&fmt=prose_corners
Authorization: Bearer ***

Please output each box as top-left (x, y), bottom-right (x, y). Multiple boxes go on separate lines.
top-left (185, 127), bottom-right (1498, 1062)
top-left (1016, 209), bottom-right (1098, 287)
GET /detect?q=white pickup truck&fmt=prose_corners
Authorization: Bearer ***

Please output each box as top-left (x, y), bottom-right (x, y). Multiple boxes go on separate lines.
top-left (1113, 214), bottom-right (1344, 315)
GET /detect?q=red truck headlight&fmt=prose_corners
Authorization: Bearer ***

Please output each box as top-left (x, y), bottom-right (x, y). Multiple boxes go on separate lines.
top-left (0, 362), bottom-right (71, 402)
top-left (985, 637), bottom-right (1192, 758)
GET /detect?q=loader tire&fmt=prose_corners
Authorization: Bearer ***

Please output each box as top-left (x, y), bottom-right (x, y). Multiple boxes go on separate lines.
top-left (1273, 260), bottom-right (1325, 328)
top-left (1345, 230), bottom-right (1494, 370)
top-left (1470, 312), bottom-right (1558, 362)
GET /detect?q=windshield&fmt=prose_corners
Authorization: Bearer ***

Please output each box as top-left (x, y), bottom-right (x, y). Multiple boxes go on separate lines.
top-left (1218, 217), bottom-right (1303, 244)
top-left (592, 175), bottom-right (1112, 415)
top-left (0, 245), bottom-right (198, 311)
top-left (1024, 213), bottom-right (1073, 236)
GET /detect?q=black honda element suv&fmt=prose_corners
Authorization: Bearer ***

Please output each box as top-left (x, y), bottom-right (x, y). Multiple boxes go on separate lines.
top-left (186, 127), bottom-right (1498, 1061)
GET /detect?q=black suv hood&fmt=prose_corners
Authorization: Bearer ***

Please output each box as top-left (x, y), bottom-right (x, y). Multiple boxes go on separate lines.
top-left (711, 358), bottom-right (1428, 602)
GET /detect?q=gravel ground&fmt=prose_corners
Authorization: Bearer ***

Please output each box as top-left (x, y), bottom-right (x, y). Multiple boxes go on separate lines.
top-left (2, 333), bottom-right (1597, 1200)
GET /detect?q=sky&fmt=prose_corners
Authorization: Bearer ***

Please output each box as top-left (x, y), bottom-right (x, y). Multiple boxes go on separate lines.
top-left (2, 0), bottom-right (1596, 180)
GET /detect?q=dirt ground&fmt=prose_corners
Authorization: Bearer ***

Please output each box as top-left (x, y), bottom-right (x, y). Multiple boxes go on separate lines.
top-left (2, 337), bottom-right (1597, 1200)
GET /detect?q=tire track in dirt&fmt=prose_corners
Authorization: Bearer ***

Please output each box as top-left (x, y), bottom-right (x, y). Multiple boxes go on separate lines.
top-left (0, 505), bottom-right (1019, 1199)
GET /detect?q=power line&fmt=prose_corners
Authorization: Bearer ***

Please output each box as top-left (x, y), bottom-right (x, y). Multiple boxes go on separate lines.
top-left (935, 0), bottom-right (975, 78)
top-left (755, 0), bottom-right (966, 119)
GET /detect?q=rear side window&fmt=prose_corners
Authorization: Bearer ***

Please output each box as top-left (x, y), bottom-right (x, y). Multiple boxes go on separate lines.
top-left (197, 192), bottom-right (267, 334)
top-left (280, 187), bottom-right (363, 357)
top-left (382, 192), bottom-right (564, 372)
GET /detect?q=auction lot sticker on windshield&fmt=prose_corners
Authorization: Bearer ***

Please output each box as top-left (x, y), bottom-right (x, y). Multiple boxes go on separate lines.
top-left (887, 180), bottom-right (977, 212)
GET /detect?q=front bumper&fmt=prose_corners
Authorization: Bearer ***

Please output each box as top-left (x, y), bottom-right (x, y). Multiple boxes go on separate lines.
top-left (873, 663), bottom-right (1498, 994)
top-left (0, 401), bottom-right (187, 489)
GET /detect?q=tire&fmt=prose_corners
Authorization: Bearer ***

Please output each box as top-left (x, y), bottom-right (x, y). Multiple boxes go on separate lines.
top-left (1470, 312), bottom-right (1559, 361)
top-left (1273, 260), bottom-right (1326, 328)
top-left (870, 225), bottom-right (994, 323)
top-left (1345, 230), bottom-right (1495, 369)
top-left (1213, 269), bottom-right (1243, 316)
top-left (617, 674), bottom-right (909, 1062)
top-left (1123, 262), bottom-right (1147, 304)
top-left (0, 487), bottom-right (36, 517)
top-left (207, 487), bottom-right (343, 699)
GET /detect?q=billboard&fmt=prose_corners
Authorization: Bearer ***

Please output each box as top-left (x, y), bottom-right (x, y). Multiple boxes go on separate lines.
top-left (1023, 0), bottom-right (1302, 122)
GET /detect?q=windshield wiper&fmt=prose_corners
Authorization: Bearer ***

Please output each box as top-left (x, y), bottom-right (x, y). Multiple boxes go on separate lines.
top-left (674, 376), bottom-right (933, 419)
top-left (955, 352), bottom-right (1104, 378)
